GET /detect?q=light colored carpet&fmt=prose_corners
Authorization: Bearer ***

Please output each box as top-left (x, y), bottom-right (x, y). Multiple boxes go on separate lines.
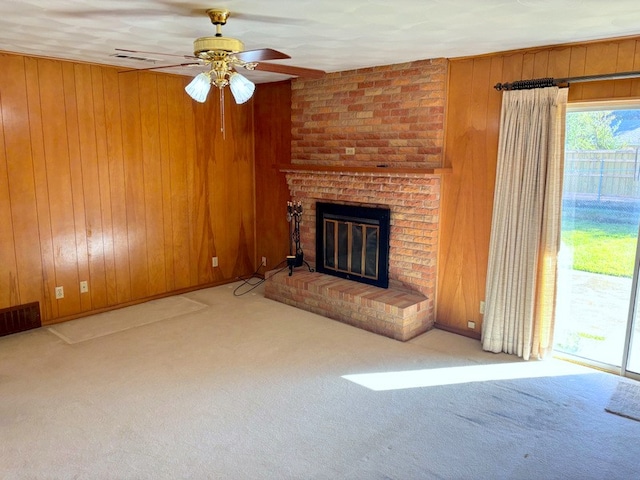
top-left (606, 381), bottom-right (640, 422)
top-left (47, 296), bottom-right (208, 344)
top-left (1, 282), bottom-right (640, 479)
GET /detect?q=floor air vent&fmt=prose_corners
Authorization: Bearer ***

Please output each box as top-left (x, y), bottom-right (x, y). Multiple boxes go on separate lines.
top-left (0, 302), bottom-right (41, 337)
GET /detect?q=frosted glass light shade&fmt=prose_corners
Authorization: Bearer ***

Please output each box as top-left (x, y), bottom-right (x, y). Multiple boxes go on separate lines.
top-left (229, 72), bottom-right (255, 104)
top-left (185, 72), bottom-right (211, 103)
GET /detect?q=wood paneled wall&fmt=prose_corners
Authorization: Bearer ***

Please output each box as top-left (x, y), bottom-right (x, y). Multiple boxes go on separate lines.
top-left (437, 35), bottom-right (640, 337)
top-left (0, 52), bottom-right (255, 325)
top-left (254, 81), bottom-right (293, 270)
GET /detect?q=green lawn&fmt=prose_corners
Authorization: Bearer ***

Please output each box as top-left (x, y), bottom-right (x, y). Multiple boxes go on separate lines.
top-left (562, 219), bottom-right (637, 277)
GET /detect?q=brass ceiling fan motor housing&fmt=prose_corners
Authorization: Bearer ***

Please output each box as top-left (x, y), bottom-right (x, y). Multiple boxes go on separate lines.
top-left (194, 9), bottom-right (245, 58)
top-left (193, 36), bottom-right (244, 58)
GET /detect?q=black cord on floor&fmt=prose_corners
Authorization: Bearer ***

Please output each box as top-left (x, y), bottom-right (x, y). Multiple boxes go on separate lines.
top-left (233, 259), bottom-right (289, 297)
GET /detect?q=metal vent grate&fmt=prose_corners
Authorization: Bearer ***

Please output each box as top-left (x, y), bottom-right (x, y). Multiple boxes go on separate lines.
top-left (0, 302), bottom-right (41, 337)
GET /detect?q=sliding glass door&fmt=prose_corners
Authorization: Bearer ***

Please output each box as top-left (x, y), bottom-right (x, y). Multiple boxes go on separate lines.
top-left (554, 103), bottom-right (640, 376)
top-left (623, 241), bottom-right (640, 376)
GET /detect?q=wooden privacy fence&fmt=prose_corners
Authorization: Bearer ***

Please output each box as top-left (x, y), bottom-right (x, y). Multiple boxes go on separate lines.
top-left (564, 149), bottom-right (640, 201)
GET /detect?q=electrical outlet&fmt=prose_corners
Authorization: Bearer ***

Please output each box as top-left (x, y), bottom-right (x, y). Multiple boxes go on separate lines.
top-left (261, 256), bottom-right (267, 267)
top-left (480, 300), bottom-right (485, 314)
top-left (80, 281), bottom-right (89, 294)
top-left (55, 286), bottom-right (64, 299)
top-left (467, 320), bottom-right (476, 329)
top-left (212, 256), bottom-right (218, 267)
top-left (345, 147), bottom-right (355, 155)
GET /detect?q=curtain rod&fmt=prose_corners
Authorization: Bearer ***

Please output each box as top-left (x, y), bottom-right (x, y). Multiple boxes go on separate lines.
top-left (494, 70), bottom-right (640, 91)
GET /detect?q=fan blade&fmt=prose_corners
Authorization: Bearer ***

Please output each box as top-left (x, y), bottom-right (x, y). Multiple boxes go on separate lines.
top-left (172, 2), bottom-right (309, 24)
top-left (253, 63), bottom-right (325, 79)
top-left (115, 48), bottom-right (198, 60)
top-left (55, 8), bottom-right (169, 18)
top-left (54, 2), bottom-right (310, 25)
top-left (119, 62), bottom-right (202, 73)
top-left (235, 48), bottom-right (290, 63)
top-left (232, 12), bottom-right (311, 25)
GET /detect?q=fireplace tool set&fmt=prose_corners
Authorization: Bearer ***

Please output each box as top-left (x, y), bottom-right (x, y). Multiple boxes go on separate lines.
top-left (286, 201), bottom-right (313, 276)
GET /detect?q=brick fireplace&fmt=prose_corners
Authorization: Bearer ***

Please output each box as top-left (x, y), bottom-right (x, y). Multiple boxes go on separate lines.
top-left (264, 167), bottom-right (442, 340)
top-left (264, 57), bottom-right (447, 341)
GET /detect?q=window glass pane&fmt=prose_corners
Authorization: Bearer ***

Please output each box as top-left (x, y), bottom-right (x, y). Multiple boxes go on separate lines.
top-left (555, 106), bottom-right (640, 368)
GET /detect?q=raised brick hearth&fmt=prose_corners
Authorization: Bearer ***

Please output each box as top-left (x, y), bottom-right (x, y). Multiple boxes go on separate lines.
top-left (264, 269), bottom-right (432, 341)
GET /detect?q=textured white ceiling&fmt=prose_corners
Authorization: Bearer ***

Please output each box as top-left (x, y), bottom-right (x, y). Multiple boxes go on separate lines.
top-left (0, 0), bottom-right (639, 83)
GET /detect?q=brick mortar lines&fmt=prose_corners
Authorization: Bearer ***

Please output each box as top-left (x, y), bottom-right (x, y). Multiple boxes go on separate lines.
top-left (291, 59), bottom-right (447, 169)
top-left (285, 172), bottom-right (439, 298)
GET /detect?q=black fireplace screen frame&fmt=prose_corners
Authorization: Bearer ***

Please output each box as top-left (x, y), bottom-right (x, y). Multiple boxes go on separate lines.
top-left (315, 202), bottom-right (390, 288)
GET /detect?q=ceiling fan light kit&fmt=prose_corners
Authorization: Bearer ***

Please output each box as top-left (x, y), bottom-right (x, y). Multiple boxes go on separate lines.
top-left (228, 72), bottom-right (256, 104)
top-left (185, 72), bottom-right (212, 103)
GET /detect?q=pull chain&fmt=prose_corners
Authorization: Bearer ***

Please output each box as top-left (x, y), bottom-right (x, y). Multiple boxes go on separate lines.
top-left (219, 87), bottom-right (226, 140)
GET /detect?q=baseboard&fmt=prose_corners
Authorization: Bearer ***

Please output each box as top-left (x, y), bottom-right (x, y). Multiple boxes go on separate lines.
top-left (434, 322), bottom-right (481, 340)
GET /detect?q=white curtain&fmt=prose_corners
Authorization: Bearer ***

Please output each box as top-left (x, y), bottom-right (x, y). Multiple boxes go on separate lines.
top-left (482, 87), bottom-right (568, 360)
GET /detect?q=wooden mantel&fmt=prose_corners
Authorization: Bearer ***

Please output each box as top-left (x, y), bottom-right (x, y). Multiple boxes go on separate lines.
top-left (281, 165), bottom-right (452, 176)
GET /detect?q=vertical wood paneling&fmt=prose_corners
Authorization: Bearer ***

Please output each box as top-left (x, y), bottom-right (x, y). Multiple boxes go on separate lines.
top-left (166, 76), bottom-right (191, 290)
top-left (155, 76), bottom-right (175, 292)
top-left (62, 62), bottom-right (91, 313)
top-left (91, 65), bottom-right (118, 307)
top-left (39, 59), bottom-right (81, 318)
top-left (23, 58), bottom-right (58, 319)
top-left (464, 58), bottom-right (493, 327)
top-left (192, 101), bottom-right (216, 284)
top-left (74, 64), bottom-right (108, 310)
top-left (439, 57), bottom-right (495, 335)
top-left (254, 81), bottom-right (293, 271)
top-left (227, 97), bottom-right (255, 278)
top-left (612, 40), bottom-right (636, 97)
top-left (0, 52), bottom-right (255, 324)
top-left (0, 55), bottom-right (42, 309)
top-left (119, 73), bottom-right (150, 300)
top-left (521, 52), bottom-right (535, 80)
top-left (580, 42), bottom-right (621, 99)
top-left (102, 68), bottom-right (132, 305)
top-left (567, 46), bottom-right (587, 100)
top-left (439, 35), bottom-right (640, 336)
top-left (632, 40), bottom-right (640, 96)
top-left (183, 90), bottom-right (198, 287)
top-left (138, 73), bottom-right (167, 296)
top-left (547, 48), bottom-right (571, 79)
top-left (0, 63), bottom-right (19, 307)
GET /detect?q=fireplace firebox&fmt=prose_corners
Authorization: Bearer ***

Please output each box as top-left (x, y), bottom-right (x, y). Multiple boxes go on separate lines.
top-left (315, 202), bottom-right (390, 288)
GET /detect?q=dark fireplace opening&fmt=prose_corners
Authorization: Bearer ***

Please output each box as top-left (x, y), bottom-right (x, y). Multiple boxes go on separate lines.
top-left (316, 202), bottom-right (390, 288)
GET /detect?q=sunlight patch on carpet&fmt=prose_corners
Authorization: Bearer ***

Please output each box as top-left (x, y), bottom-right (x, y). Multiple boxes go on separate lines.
top-left (343, 360), bottom-right (593, 391)
top-left (605, 381), bottom-right (640, 422)
top-left (47, 296), bottom-right (208, 344)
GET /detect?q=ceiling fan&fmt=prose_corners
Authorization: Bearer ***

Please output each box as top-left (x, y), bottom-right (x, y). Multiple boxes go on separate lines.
top-left (120, 8), bottom-right (325, 104)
